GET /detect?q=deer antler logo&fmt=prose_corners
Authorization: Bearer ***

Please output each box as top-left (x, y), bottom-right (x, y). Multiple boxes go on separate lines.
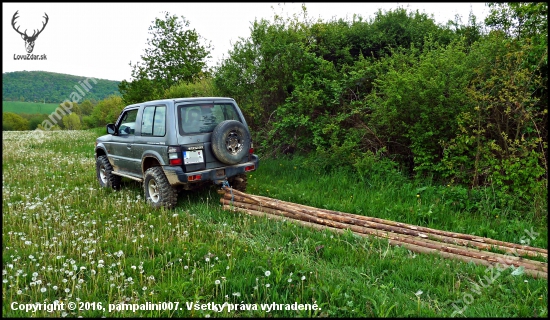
top-left (11, 10), bottom-right (49, 54)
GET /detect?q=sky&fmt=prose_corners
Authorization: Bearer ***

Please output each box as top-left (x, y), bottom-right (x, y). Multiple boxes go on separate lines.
top-left (3, 2), bottom-right (490, 82)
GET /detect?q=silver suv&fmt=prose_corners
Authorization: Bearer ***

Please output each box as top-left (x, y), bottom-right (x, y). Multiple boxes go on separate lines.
top-left (94, 97), bottom-right (259, 209)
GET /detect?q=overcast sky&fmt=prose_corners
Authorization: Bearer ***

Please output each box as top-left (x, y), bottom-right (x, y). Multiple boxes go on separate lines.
top-left (3, 2), bottom-right (490, 82)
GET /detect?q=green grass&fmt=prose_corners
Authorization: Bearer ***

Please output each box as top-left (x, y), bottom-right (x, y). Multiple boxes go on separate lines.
top-left (2, 129), bottom-right (547, 317)
top-left (247, 157), bottom-right (548, 248)
top-left (3, 101), bottom-right (61, 115)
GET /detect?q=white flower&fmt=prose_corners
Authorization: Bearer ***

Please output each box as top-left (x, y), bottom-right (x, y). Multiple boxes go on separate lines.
top-left (301, 276), bottom-right (306, 281)
top-left (265, 270), bottom-right (271, 277)
top-left (215, 280), bottom-right (221, 285)
top-left (415, 290), bottom-right (423, 296)
top-left (41, 287), bottom-right (46, 293)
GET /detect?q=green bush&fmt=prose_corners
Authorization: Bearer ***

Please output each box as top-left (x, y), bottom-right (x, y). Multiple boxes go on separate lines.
top-left (2, 112), bottom-right (29, 131)
top-left (441, 33), bottom-right (547, 207)
top-left (163, 77), bottom-right (217, 98)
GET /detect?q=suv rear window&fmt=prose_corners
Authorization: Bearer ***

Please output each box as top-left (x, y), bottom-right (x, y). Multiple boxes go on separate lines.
top-left (178, 103), bottom-right (240, 134)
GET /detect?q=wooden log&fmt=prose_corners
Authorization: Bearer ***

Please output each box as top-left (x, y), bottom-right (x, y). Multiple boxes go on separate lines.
top-left (221, 193), bottom-right (547, 260)
top-left (222, 189), bottom-right (547, 257)
top-left (221, 199), bottom-right (547, 273)
top-left (223, 205), bottom-right (548, 279)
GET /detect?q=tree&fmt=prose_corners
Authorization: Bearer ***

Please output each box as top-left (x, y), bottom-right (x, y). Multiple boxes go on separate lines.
top-left (80, 99), bottom-right (95, 116)
top-left (88, 95), bottom-right (125, 127)
top-left (62, 113), bottom-right (82, 130)
top-left (119, 11), bottom-right (212, 104)
top-left (485, 2), bottom-right (548, 40)
top-left (2, 112), bottom-right (29, 131)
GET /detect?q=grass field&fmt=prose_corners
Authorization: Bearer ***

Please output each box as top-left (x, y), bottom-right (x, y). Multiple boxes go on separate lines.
top-left (2, 129), bottom-right (547, 317)
top-left (3, 101), bottom-right (61, 115)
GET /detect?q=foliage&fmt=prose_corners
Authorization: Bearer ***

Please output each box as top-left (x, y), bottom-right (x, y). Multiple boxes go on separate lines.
top-left (440, 32), bottom-right (547, 205)
top-left (26, 114), bottom-right (48, 130)
top-left (485, 2), bottom-right (548, 41)
top-left (212, 3), bottom-right (547, 205)
top-left (365, 38), bottom-right (473, 174)
top-left (120, 11), bottom-right (211, 104)
top-left (85, 95), bottom-right (125, 127)
top-left (80, 99), bottom-right (95, 116)
top-left (62, 112), bottom-right (82, 130)
top-left (118, 74), bottom-right (161, 105)
top-left (2, 71), bottom-right (120, 103)
top-left (214, 6), bottom-right (465, 156)
top-left (163, 77), bottom-right (217, 99)
top-left (2, 112), bottom-right (29, 130)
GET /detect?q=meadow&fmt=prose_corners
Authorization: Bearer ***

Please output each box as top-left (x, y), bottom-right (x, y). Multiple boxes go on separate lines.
top-left (2, 129), bottom-right (547, 317)
top-left (2, 101), bottom-right (61, 115)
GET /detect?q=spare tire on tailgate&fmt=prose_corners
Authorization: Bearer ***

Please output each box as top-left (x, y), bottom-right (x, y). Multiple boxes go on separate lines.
top-left (211, 120), bottom-right (251, 165)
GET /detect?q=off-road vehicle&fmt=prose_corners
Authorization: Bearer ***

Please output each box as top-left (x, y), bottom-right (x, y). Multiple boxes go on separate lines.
top-left (94, 97), bottom-right (259, 209)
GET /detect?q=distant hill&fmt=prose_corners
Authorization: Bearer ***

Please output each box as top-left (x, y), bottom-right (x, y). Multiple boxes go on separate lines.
top-left (2, 71), bottom-right (121, 104)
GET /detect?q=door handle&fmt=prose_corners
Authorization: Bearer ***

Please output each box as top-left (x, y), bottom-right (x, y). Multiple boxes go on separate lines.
top-left (127, 144), bottom-right (132, 149)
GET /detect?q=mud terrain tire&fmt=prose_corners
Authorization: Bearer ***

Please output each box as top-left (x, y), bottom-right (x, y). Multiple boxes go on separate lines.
top-left (96, 155), bottom-right (121, 190)
top-left (143, 167), bottom-right (178, 209)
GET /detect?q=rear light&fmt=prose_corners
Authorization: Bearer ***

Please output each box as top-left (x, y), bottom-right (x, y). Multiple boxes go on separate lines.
top-left (249, 147), bottom-right (254, 154)
top-left (168, 146), bottom-right (182, 166)
top-left (188, 174), bottom-right (202, 181)
top-left (245, 165), bottom-right (255, 172)
top-left (169, 158), bottom-right (182, 165)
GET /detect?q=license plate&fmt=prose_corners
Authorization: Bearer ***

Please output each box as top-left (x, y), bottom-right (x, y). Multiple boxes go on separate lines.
top-left (183, 150), bottom-right (204, 164)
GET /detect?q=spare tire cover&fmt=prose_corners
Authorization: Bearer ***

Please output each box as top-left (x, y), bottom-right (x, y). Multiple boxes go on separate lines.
top-left (211, 120), bottom-right (251, 165)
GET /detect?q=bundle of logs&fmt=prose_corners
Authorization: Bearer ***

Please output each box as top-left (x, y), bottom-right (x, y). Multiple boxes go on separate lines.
top-left (219, 187), bottom-right (547, 279)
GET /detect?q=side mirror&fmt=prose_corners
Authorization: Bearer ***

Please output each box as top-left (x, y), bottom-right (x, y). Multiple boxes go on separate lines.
top-left (106, 123), bottom-right (116, 135)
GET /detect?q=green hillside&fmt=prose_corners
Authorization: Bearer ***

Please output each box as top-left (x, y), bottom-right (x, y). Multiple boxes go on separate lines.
top-left (2, 71), bottom-right (121, 104)
top-left (2, 101), bottom-right (60, 115)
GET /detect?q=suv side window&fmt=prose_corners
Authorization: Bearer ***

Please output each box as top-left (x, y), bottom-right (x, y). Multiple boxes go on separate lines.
top-left (141, 105), bottom-right (166, 136)
top-left (119, 109), bottom-right (138, 135)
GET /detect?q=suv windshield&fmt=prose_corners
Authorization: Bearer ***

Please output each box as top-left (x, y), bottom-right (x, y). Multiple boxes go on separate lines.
top-left (178, 103), bottom-right (241, 134)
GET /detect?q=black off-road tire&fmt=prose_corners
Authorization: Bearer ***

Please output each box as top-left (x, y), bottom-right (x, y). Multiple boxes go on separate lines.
top-left (228, 173), bottom-right (248, 192)
top-left (211, 120), bottom-right (251, 165)
top-left (96, 155), bottom-right (121, 190)
top-left (143, 166), bottom-right (178, 209)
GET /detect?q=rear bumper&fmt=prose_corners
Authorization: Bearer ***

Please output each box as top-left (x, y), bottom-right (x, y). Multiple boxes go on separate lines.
top-left (163, 154), bottom-right (259, 186)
